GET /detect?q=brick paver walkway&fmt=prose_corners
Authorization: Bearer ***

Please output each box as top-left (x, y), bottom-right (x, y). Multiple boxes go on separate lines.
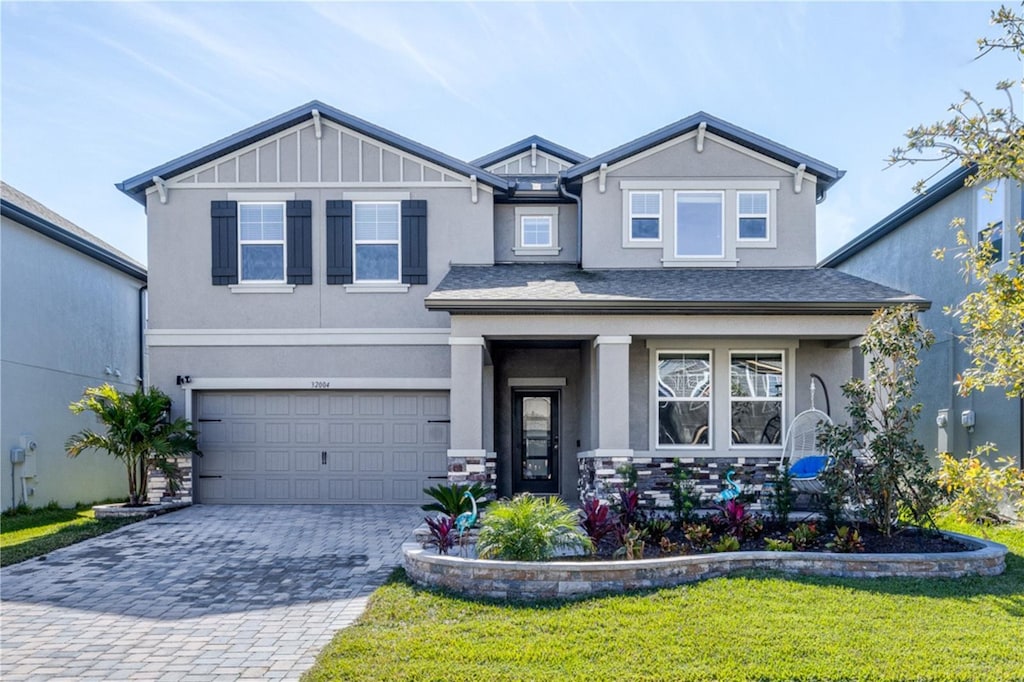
top-left (0, 504), bottom-right (423, 681)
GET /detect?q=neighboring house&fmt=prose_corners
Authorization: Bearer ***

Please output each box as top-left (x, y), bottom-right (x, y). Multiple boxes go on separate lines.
top-left (117, 101), bottom-right (923, 507)
top-left (821, 167), bottom-right (1023, 466)
top-left (1, 182), bottom-right (147, 509)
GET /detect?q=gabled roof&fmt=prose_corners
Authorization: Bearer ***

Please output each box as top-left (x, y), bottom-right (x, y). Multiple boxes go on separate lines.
top-left (471, 135), bottom-right (589, 169)
top-left (425, 264), bottom-right (926, 314)
top-left (117, 100), bottom-right (512, 205)
top-left (1, 182), bottom-right (146, 281)
top-left (819, 165), bottom-right (975, 268)
top-left (563, 111), bottom-right (844, 196)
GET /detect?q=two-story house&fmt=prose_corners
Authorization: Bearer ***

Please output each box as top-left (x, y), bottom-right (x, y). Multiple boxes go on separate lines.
top-left (822, 167), bottom-right (1023, 467)
top-left (117, 101), bottom-right (923, 507)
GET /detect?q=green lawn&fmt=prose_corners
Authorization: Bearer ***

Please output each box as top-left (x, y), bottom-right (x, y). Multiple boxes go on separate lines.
top-left (305, 519), bottom-right (1024, 682)
top-left (0, 503), bottom-right (139, 567)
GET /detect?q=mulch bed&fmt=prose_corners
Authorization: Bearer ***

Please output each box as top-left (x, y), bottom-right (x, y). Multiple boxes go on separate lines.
top-left (588, 520), bottom-right (971, 560)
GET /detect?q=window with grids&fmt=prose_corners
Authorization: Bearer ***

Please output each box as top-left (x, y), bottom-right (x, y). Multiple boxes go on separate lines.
top-left (657, 351), bottom-right (712, 447)
top-left (976, 180), bottom-right (1005, 263)
top-left (354, 202), bottom-right (400, 282)
top-left (238, 202), bottom-right (286, 282)
top-left (630, 191), bottom-right (662, 240)
top-left (729, 352), bottom-right (783, 446)
top-left (521, 215), bottom-right (553, 247)
top-left (737, 191), bottom-right (769, 240)
top-left (675, 192), bottom-right (724, 257)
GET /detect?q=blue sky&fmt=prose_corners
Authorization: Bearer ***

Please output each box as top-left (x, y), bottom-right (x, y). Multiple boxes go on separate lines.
top-left (1, 1), bottom-right (1017, 265)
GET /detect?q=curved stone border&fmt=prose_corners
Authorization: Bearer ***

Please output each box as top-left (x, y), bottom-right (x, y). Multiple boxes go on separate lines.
top-left (403, 531), bottom-right (1007, 601)
top-left (93, 500), bottom-right (190, 519)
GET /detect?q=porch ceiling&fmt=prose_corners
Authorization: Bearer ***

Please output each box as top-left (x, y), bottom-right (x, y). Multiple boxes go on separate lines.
top-left (426, 264), bottom-right (928, 315)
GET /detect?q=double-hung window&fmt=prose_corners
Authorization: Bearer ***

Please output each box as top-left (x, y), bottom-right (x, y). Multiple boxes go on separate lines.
top-left (657, 351), bottom-right (712, 447)
top-left (354, 202), bottom-right (400, 282)
top-left (729, 352), bottom-right (783, 445)
top-left (976, 179), bottom-right (1005, 263)
top-left (675, 191), bottom-right (724, 257)
top-left (737, 191), bottom-right (769, 241)
top-left (238, 202), bottom-right (286, 282)
top-left (521, 215), bottom-right (553, 247)
top-left (629, 191), bottom-right (662, 241)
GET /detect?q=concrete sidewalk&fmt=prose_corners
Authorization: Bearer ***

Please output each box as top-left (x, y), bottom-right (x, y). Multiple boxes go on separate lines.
top-left (1, 504), bottom-right (424, 681)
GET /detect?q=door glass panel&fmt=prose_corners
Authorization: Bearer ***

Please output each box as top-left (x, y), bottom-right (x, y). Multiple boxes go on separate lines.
top-left (522, 396), bottom-right (552, 481)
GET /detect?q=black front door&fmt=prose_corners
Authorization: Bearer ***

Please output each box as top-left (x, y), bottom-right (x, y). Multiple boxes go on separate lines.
top-left (512, 390), bottom-right (559, 494)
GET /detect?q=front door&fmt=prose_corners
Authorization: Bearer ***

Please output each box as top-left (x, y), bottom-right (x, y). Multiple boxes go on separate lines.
top-left (512, 390), bottom-right (559, 494)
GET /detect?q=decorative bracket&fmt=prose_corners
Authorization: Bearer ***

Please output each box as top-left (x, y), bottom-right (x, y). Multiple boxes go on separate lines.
top-left (469, 174), bottom-right (479, 204)
top-left (696, 121), bottom-right (707, 153)
top-left (531, 143), bottom-right (537, 169)
top-left (598, 163), bottom-right (608, 193)
top-left (793, 163), bottom-right (807, 194)
top-left (153, 176), bottom-right (168, 204)
top-left (311, 109), bottom-right (322, 140)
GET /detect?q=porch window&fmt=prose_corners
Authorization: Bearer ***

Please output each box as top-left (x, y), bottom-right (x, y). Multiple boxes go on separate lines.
top-left (656, 351), bottom-right (712, 447)
top-left (729, 352), bottom-right (783, 445)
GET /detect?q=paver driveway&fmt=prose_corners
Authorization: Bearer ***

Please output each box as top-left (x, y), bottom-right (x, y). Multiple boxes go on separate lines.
top-left (1, 504), bottom-right (424, 681)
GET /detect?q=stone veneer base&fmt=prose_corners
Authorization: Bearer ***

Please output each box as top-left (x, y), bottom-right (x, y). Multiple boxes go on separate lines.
top-left (93, 500), bottom-right (191, 519)
top-left (403, 530), bottom-right (1007, 601)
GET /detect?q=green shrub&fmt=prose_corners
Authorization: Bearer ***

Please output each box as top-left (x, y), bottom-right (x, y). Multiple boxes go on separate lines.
top-left (669, 459), bottom-right (702, 526)
top-left (937, 447), bottom-right (1024, 531)
top-left (712, 535), bottom-right (740, 552)
top-left (827, 526), bottom-right (865, 553)
top-left (476, 494), bottom-right (591, 561)
top-left (421, 482), bottom-right (491, 517)
top-left (765, 466), bottom-right (796, 524)
top-left (765, 538), bottom-right (794, 551)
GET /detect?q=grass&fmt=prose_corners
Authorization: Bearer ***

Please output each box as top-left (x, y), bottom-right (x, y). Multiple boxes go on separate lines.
top-left (0, 502), bottom-right (139, 567)
top-left (305, 518), bottom-right (1024, 682)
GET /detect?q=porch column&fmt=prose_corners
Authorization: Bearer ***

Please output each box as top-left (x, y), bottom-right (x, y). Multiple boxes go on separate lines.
top-left (594, 335), bottom-right (633, 455)
top-left (448, 337), bottom-right (494, 487)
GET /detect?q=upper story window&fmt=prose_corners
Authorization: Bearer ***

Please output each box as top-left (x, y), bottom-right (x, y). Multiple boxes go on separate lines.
top-left (737, 191), bottom-right (770, 241)
top-left (729, 352), bottom-right (783, 445)
top-left (656, 351), bottom-right (712, 448)
top-left (238, 202), bottom-right (286, 282)
top-left (521, 216), bottom-right (553, 247)
top-left (976, 179), bottom-right (1005, 263)
top-left (354, 202), bottom-right (400, 282)
top-left (675, 191), bottom-right (724, 258)
top-left (629, 191), bottom-right (662, 241)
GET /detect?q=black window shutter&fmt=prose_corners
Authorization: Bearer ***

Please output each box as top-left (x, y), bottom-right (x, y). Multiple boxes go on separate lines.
top-left (401, 199), bottom-right (428, 285)
top-left (211, 201), bottom-right (238, 285)
top-left (286, 200), bottom-right (313, 285)
top-left (325, 200), bottom-right (353, 284)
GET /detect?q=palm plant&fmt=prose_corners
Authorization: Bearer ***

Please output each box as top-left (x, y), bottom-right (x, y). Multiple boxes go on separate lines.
top-left (66, 384), bottom-right (198, 506)
top-left (421, 482), bottom-right (492, 517)
top-left (476, 494), bottom-right (591, 561)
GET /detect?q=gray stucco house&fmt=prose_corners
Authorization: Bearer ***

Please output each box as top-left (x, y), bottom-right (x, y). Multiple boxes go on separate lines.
top-left (1, 182), bottom-right (147, 509)
top-left (821, 167), bottom-right (1023, 467)
top-left (117, 101), bottom-right (923, 507)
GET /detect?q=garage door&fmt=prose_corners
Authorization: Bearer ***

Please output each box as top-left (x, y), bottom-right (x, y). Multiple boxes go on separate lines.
top-left (195, 391), bottom-right (449, 504)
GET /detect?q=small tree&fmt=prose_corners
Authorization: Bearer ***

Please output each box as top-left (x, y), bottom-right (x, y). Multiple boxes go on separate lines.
top-left (67, 384), bottom-right (198, 506)
top-left (888, 5), bottom-right (1023, 398)
top-left (820, 306), bottom-right (937, 535)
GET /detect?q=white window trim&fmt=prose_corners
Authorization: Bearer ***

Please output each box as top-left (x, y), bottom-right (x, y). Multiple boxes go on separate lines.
top-left (654, 349), bottom-right (714, 450)
top-left (353, 200), bottom-right (402, 284)
top-left (736, 190), bottom-right (771, 243)
top-left (647, 340), bottom-right (797, 457)
top-left (520, 215), bottom-right (554, 248)
top-left (228, 283), bottom-right (296, 294)
top-left (627, 190), bottom-right (662, 243)
top-left (728, 350), bottom-right (785, 449)
top-left (674, 190), bottom-right (725, 259)
top-left (513, 206), bottom-right (561, 256)
top-left (237, 201), bottom-right (287, 284)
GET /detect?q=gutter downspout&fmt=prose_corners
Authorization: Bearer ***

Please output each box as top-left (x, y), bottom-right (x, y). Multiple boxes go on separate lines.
top-left (558, 174), bottom-right (583, 268)
top-left (138, 285), bottom-right (147, 387)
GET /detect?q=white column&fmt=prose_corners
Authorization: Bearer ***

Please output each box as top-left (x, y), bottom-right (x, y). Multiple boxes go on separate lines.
top-left (594, 335), bottom-right (633, 455)
top-left (448, 337), bottom-right (486, 456)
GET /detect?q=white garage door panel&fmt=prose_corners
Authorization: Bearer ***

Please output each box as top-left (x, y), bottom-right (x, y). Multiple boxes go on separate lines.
top-left (196, 391), bottom-right (449, 504)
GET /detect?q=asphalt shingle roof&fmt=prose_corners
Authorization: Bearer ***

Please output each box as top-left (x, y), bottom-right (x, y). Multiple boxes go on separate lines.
top-left (425, 264), bottom-right (927, 314)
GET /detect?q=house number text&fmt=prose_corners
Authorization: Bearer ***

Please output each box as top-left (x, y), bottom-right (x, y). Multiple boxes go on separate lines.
top-left (311, 380), bottom-right (331, 389)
